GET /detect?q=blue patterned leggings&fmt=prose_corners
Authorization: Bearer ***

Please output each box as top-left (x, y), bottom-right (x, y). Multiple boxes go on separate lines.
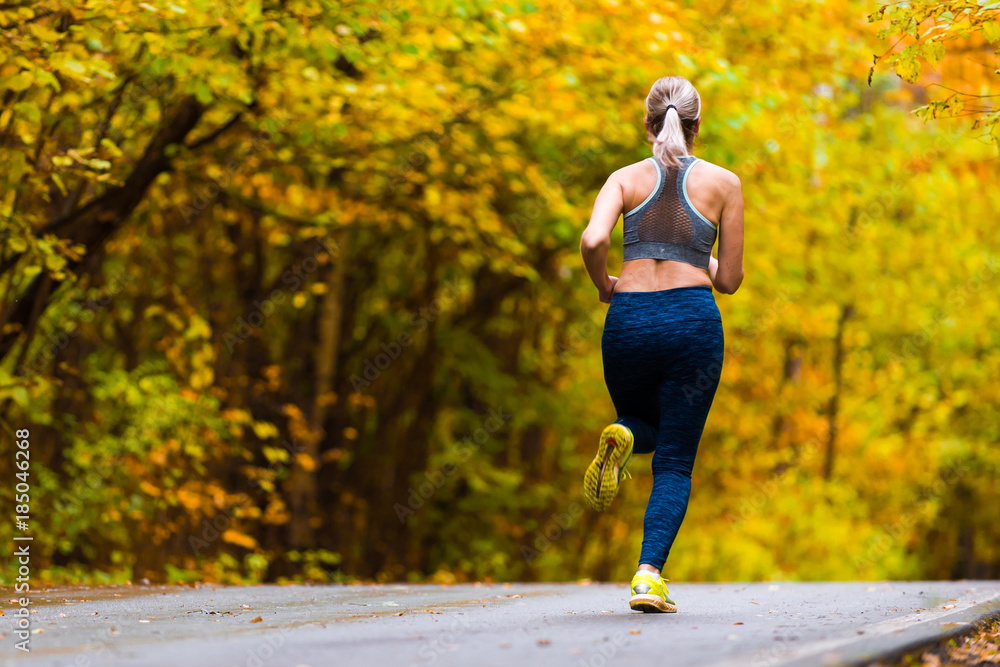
top-left (601, 285), bottom-right (724, 570)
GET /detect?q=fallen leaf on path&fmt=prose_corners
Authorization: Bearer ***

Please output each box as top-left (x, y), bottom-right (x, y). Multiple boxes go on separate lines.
top-left (733, 622), bottom-right (744, 625)
top-left (920, 653), bottom-right (942, 667)
top-left (510, 594), bottom-right (522, 598)
top-left (750, 602), bottom-right (759, 605)
top-left (537, 639), bottom-right (551, 646)
top-left (394, 612), bottom-right (405, 616)
top-left (251, 616), bottom-right (263, 623)
top-left (630, 629), bottom-right (641, 635)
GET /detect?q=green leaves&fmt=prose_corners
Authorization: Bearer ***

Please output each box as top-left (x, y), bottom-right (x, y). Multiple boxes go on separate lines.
top-left (194, 81), bottom-right (214, 104)
top-left (14, 102), bottom-right (42, 123)
top-left (982, 20), bottom-right (1000, 42)
top-left (921, 40), bottom-right (945, 65)
top-left (3, 71), bottom-right (34, 91)
top-left (894, 52), bottom-right (922, 83)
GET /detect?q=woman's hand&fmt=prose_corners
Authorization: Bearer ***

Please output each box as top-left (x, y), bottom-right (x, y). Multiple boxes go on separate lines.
top-left (599, 275), bottom-right (618, 303)
top-left (707, 254), bottom-right (719, 288)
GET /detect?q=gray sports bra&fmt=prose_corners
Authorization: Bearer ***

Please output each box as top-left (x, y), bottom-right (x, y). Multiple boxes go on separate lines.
top-left (622, 155), bottom-right (718, 271)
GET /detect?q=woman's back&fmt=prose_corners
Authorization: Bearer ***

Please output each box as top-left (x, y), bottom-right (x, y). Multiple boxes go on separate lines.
top-left (613, 156), bottom-right (743, 295)
top-left (620, 157), bottom-right (730, 228)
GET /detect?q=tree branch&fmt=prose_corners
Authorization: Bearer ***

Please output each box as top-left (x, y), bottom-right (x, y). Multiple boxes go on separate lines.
top-left (186, 109), bottom-right (249, 150)
top-left (0, 95), bottom-right (207, 362)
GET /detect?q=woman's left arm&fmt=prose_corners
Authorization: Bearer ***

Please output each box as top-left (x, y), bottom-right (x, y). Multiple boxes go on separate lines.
top-left (580, 172), bottom-right (625, 303)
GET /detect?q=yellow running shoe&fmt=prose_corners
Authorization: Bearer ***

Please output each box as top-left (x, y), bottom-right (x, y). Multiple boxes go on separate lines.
top-left (629, 571), bottom-right (677, 613)
top-left (583, 423), bottom-right (634, 512)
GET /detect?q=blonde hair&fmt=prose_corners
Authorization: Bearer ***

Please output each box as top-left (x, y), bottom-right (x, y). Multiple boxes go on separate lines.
top-left (644, 75), bottom-right (701, 170)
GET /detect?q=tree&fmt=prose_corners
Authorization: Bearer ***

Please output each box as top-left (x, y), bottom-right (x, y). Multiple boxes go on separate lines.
top-left (869, 0), bottom-right (1000, 145)
top-left (2, 0), bottom-right (999, 585)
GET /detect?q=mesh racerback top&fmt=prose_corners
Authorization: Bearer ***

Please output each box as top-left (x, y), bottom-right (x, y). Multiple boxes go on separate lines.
top-left (622, 155), bottom-right (718, 271)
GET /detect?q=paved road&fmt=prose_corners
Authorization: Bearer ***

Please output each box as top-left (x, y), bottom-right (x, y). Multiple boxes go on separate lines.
top-left (2, 581), bottom-right (999, 667)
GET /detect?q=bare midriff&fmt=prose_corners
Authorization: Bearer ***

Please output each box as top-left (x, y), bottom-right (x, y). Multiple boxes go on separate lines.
top-left (614, 258), bottom-right (713, 294)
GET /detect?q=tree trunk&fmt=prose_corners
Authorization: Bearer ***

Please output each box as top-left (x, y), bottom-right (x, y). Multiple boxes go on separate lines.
top-left (287, 232), bottom-right (347, 549)
top-left (824, 304), bottom-right (854, 480)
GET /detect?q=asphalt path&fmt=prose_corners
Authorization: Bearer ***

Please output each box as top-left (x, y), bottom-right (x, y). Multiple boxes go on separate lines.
top-left (2, 581), bottom-right (999, 667)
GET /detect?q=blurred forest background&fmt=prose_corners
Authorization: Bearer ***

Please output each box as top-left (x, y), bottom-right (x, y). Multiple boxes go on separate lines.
top-left (1, 0), bottom-right (998, 585)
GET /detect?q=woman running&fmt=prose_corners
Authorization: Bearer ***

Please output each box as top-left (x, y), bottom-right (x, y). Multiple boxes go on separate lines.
top-left (579, 75), bottom-right (745, 613)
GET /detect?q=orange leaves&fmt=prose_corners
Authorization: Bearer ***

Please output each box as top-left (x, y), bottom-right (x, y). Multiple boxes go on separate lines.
top-left (347, 392), bottom-right (376, 409)
top-left (281, 403), bottom-right (304, 421)
top-left (221, 529), bottom-right (259, 550)
top-left (139, 481), bottom-right (162, 498)
top-left (221, 408), bottom-right (253, 424)
top-left (262, 498), bottom-right (290, 525)
top-left (175, 487), bottom-right (203, 512)
top-left (281, 403), bottom-right (314, 444)
top-left (294, 452), bottom-right (318, 472)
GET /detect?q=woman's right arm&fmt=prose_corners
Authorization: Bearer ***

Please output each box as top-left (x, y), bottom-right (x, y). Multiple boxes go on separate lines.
top-left (712, 171), bottom-right (744, 294)
top-left (581, 172), bottom-right (625, 303)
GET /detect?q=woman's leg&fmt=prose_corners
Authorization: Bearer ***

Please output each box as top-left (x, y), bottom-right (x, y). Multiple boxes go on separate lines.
top-left (614, 416), bottom-right (657, 455)
top-left (601, 327), bottom-right (660, 455)
top-left (638, 318), bottom-right (724, 570)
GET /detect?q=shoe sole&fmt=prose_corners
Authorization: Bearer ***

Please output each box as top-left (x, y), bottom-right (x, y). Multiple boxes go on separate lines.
top-left (629, 594), bottom-right (677, 613)
top-left (583, 424), bottom-right (633, 511)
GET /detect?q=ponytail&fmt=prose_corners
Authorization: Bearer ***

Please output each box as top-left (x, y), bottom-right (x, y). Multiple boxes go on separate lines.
top-left (653, 104), bottom-right (686, 171)
top-left (644, 76), bottom-right (701, 171)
